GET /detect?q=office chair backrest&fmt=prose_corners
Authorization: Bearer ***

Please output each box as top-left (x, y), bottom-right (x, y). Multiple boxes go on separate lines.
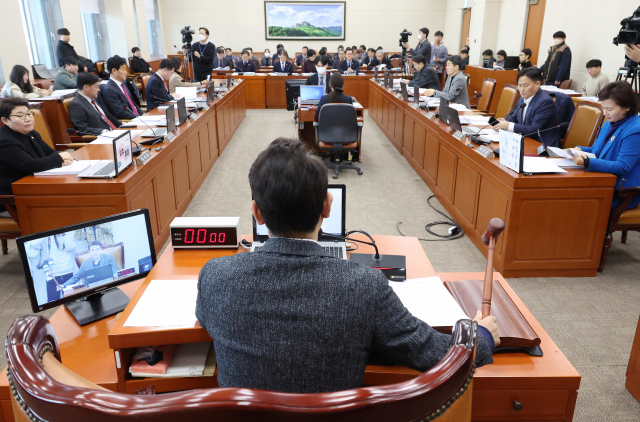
top-left (29, 106), bottom-right (55, 150)
top-left (318, 104), bottom-right (359, 144)
top-left (6, 315), bottom-right (477, 422)
top-left (493, 84), bottom-right (520, 119)
top-left (562, 101), bottom-right (604, 149)
top-left (477, 78), bottom-right (496, 112)
top-left (559, 79), bottom-right (572, 90)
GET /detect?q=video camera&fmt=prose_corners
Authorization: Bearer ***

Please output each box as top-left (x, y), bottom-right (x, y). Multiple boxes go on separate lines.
top-left (614, 7), bottom-right (640, 47)
top-left (181, 25), bottom-right (195, 46)
top-left (399, 29), bottom-right (412, 48)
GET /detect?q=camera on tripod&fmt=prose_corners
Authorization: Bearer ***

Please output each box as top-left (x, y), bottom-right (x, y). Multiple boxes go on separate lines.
top-left (614, 7), bottom-right (640, 84)
top-left (399, 29), bottom-right (412, 48)
top-left (181, 25), bottom-right (195, 47)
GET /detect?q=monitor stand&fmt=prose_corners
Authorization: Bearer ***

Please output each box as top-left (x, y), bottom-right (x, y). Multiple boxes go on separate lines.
top-left (65, 288), bottom-right (130, 326)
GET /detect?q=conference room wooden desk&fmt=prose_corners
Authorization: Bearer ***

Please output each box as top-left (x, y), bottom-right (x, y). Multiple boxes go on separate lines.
top-left (465, 66), bottom-right (519, 114)
top-left (626, 314), bottom-right (640, 403)
top-left (369, 80), bottom-right (616, 278)
top-left (11, 81), bottom-right (247, 254)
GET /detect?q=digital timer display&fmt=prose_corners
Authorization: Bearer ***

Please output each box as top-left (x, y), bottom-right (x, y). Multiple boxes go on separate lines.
top-left (171, 227), bottom-right (237, 248)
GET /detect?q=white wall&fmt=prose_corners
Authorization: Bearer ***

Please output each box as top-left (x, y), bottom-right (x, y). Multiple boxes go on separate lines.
top-left (495, 0), bottom-right (527, 58)
top-left (157, 0), bottom-right (448, 56)
top-left (444, 0), bottom-right (465, 55)
top-left (0, 1), bottom-right (31, 83)
top-left (59, 0), bottom-right (87, 57)
top-left (104, 0), bottom-right (130, 59)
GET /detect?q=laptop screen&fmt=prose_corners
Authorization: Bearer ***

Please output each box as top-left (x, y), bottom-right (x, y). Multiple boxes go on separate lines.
top-left (254, 185), bottom-right (346, 240)
top-left (443, 105), bottom-right (462, 131)
top-left (113, 131), bottom-right (132, 175)
top-left (300, 86), bottom-right (324, 101)
top-left (177, 97), bottom-right (187, 125)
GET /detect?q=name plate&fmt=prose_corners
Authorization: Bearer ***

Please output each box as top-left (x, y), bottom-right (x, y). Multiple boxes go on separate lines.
top-left (426, 112), bottom-right (435, 119)
top-left (453, 131), bottom-right (466, 141)
top-left (189, 113), bottom-right (199, 122)
top-left (136, 151), bottom-right (153, 166)
top-left (165, 132), bottom-right (176, 143)
top-left (203, 104), bottom-right (210, 111)
top-left (396, 93), bottom-right (403, 99)
top-left (476, 145), bottom-right (495, 159)
top-left (411, 103), bottom-right (419, 110)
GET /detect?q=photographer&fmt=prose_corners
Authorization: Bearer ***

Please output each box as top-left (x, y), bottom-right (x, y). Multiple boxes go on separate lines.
top-left (402, 27), bottom-right (431, 64)
top-left (624, 44), bottom-right (640, 63)
top-left (193, 27), bottom-right (216, 81)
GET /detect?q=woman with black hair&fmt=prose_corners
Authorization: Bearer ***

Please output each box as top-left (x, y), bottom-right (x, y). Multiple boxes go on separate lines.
top-left (314, 72), bottom-right (353, 122)
top-left (0, 65), bottom-right (52, 99)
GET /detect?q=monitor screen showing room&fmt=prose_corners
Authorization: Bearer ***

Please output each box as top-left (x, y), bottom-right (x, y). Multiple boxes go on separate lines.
top-left (17, 209), bottom-right (156, 312)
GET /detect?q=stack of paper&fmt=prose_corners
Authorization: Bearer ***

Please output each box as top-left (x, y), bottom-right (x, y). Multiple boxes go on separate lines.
top-left (581, 96), bottom-right (600, 102)
top-left (459, 115), bottom-right (491, 125)
top-left (50, 89), bottom-right (77, 96)
top-left (541, 85), bottom-right (580, 95)
top-left (174, 87), bottom-right (198, 100)
top-left (34, 160), bottom-right (100, 176)
top-left (91, 130), bottom-right (143, 144)
top-left (449, 103), bottom-right (470, 111)
top-left (547, 147), bottom-right (595, 160)
top-left (132, 116), bottom-right (166, 125)
top-left (130, 342), bottom-right (215, 378)
top-left (522, 157), bottom-right (567, 173)
top-left (124, 280), bottom-right (199, 328)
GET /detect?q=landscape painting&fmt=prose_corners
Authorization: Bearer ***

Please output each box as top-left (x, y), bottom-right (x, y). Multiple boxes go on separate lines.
top-left (265, 2), bottom-right (346, 40)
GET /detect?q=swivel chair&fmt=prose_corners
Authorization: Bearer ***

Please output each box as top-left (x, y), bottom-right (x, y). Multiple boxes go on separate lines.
top-left (314, 104), bottom-right (363, 179)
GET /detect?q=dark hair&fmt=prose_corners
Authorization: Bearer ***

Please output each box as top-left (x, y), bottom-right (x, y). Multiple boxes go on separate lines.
top-left (308, 48), bottom-right (316, 57)
top-left (0, 98), bottom-right (30, 120)
top-left (276, 44), bottom-right (284, 50)
top-left (318, 55), bottom-right (330, 66)
top-left (412, 54), bottom-right (426, 65)
top-left (131, 47), bottom-right (140, 54)
top-left (107, 55), bottom-right (127, 74)
top-left (419, 27), bottom-right (429, 37)
top-left (360, 44), bottom-right (366, 50)
top-left (247, 47), bottom-right (253, 52)
top-left (249, 138), bottom-right (328, 236)
top-left (159, 58), bottom-right (175, 71)
top-left (170, 56), bottom-right (183, 71)
top-left (461, 49), bottom-right (469, 55)
top-left (517, 67), bottom-right (544, 83)
top-left (319, 47), bottom-right (327, 55)
top-left (77, 72), bottom-right (100, 90)
top-left (435, 31), bottom-right (443, 37)
top-left (497, 50), bottom-right (507, 58)
top-left (225, 47), bottom-right (232, 52)
top-left (598, 81), bottom-right (638, 117)
top-left (586, 59), bottom-right (603, 69)
top-left (337, 45), bottom-right (344, 50)
top-left (242, 49), bottom-right (249, 56)
top-left (302, 46), bottom-right (308, 50)
top-left (216, 47), bottom-right (224, 55)
top-left (9, 65), bottom-right (33, 94)
top-left (483, 49), bottom-right (493, 57)
top-left (313, 56), bottom-right (321, 65)
top-left (199, 27), bottom-right (209, 35)
top-left (553, 31), bottom-right (566, 39)
top-left (367, 48), bottom-right (376, 53)
top-left (89, 240), bottom-right (102, 248)
top-left (521, 48), bottom-right (532, 58)
top-left (63, 56), bottom-right (79, 67)
top-left (276, 47), bottom-right (283, 56)
top-left (449, 55), bottom-right (463, 69)
top-left (345, 47), bottom-right (352, 52)
top-left (57, 28), bottom-right (70, 36)
top-left (280, 49), bottom-right (289, 58)
top-left (464, 44), bottom-right (470, 51)
top-left (328, 72), bottom-right (345, 103)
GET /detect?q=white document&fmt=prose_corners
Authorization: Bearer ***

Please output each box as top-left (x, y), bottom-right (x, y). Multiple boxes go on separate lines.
top-left (130, 342), bottom-right (212, 378)
top-left (120, 122), bottom-right (138, 128)
top-left (389, 277), bottom-right (469, 327)
top-left (175, 87), bottom-right (198, 100)
top-left (547, 147), bottom-right (596, 159)
top-left (51, 88), bottom-right (77, 96)
top-left (34, 160), bottom-right (100, 176)
top-left (477, 131), bottom-right (500, 143)
top-left (581, 96), bottom-right (600, 102)
top-left (449, 103), bottom-right (470, 111)
top-left (92, 130), bottom-right (143, 144)
top-left (499, 129), bottom-right (523, 172)
top-left (124, 279), bottom-right (199, 328)
top-left (459, 116), bottom-right (491, 125)
top-left (551, 158), bottom-right (584, 168)
top-left (522, 157), bottom-right (568, 173)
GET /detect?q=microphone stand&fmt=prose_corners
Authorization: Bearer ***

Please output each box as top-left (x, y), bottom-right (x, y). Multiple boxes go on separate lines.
top-left (126, 107), bottom-right (163, 148)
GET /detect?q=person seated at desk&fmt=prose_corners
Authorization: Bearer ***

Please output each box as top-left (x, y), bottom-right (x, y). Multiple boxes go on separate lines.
top-left (492, 68), bottom-right (560, 148)
top-left (0, 98), bottom-right (72, 216)
top-left (361, 48), bottom-right (376, 66)
top-left (582, 59), bottom-right (610, 97)
top-left (296, 46), bottom-right (308, 67)
top-left (332, 49), bottom-right (346, 69)
top-left (301, 49), bottom-right (317, 73)
top-left (195, 137), bottom-right (497, 394)
top-left (367, 49), bottom-right (392, 71)
top-left (169, 57), bottom-right (205, 93)
top-left (547, 91), bottom-right (575, 138)
top-left (260, 49), bottom-right (273, 67)
top-left (214, 47), bottom-right (234, 70)
top-left (305, 56), bottom-right (331, 94)
top-left (53, 56), bottom-right (79, 91)
top-left (318, 47), bottom-right (328, 60)
top-left (482, 49), bottom-right (497, 65)
top-left (0, 65), bottom-right (52, 99)
top-left (130, 47), bottom-right (151, 73)
top-left (145, 59), bottom-right (177, 112)
top-left (338, 49), bottom-right (359, 75)
top-left (314, 73), bottom-right (353, 122)
top-left (274, 50), bottom-right (295, 74)
top-left (62, 241), bottom-right (118, 289)
top-left (69, 72), bottom-right (122, 136)
top-left (460, 48), bottom-right (470, 70)
top-left (236, 50), bottom-right (257, 73)
top-left (572, 81), bottom-right (640, 209)
top-left (424, 56), bottom-right (470, 109)
top-left (495, 50), bottom-right (507, 68)
top-left (404, 54), bottom-right (440, 90)
top-left (102, 56), bottom-right (143, 119)
top-left (333, 45), bottom-right (344, 61)
top-left (518, 48), bottom-right (533, 71)
top-left (225, 48), bottom-right (239, 66)
top-left (246, 48), bottom-right (261, 70)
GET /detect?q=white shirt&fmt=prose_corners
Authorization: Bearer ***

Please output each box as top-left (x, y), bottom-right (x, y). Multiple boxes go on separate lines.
top-left (508, 95), bottom-right (534, 132)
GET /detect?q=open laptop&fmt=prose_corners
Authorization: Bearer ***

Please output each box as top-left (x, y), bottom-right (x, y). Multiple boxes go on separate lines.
top-left (78, 131), bottom-right (133, 179)
top-left (444, 105), bottom-right (482, 136)
top-left (84, 265), bottom-right (114, 287)
top-left (299, 85), bottom-right (324, 105)
top-left (250, 184), bottom-right (348, 259)
top-left (140, 104), bottom-right (175, 138)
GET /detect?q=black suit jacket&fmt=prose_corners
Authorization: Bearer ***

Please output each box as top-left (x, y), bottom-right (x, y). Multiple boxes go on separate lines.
top-left (214, 56), bottom-right (234, 69)
top-left (145, 74), bottom-right (174, 111)
top-left (367, 57), bottom-right (392, 71)
top-left (195, 237), bottom-right (493, 393)
top-left (0, 125), bottom-right (63, 196)
top-left (55, 40), bottom-right (79, 68)
top-left (193, 42), bottom-right (215, 73)
top-left (338, 60), bottom-right (359, 75)
top-left (102, 79), bottom-right (143, 119)
top-left (361, 56), bottom-right (373, 66)
top-left (273, 60), bottom-right (294, 74)
top-left (305, 73), bottom-right (331, 94)
top-left (130, 56), bottom-right (150, 73)
top-left (69, 94), bottom-right (122, 135)
top-left (235, 61), bottom-right (257, 73)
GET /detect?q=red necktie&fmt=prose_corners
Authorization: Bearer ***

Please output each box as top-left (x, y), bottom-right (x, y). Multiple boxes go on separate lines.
top-left (92, 100), bottom-right (116, 130)
top-left (120, 83), bottom-right (139, 116)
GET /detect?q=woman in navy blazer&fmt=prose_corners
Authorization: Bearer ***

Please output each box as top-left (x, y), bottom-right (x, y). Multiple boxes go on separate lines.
top-left (573, 81), bottom-right (640, 209)
top-left (314, 72), bottom-right (353, 121)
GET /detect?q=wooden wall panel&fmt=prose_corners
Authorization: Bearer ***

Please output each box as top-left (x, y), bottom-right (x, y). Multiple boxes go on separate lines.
top-left (475, 177), bottom-right (508, 254)
top-left (153, 162), bottom-right (177, 234)
top-left (453, 159), bottom-right (480, 226)
top-left (172, 148), bottom-right (190, 209)
top-left (130, 183), bottom-right (158, 241)
top-left (436, 144), bottom-right (457, 202)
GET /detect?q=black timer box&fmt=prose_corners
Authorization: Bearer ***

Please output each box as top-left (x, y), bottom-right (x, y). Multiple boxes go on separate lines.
top-left (170, 217), bottom-right (239, 249)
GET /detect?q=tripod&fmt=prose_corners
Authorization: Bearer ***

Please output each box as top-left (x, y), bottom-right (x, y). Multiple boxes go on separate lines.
top-left (182, 44), bottom-right (196, 82)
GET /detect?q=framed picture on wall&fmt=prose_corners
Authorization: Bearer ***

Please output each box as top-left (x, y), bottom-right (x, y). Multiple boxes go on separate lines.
top-left (264, 1), bottom-right (346, 40)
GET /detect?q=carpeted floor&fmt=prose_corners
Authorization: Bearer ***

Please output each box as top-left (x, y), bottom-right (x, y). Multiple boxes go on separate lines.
top-left (1, 109), bottom-right (639, 420)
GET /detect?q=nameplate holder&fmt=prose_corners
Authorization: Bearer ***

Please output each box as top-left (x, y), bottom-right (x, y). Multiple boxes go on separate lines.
top-left (189, 114), bottom-right (199, 122)
top-left (136, 151), bottom-right (153, 166)
top-left (411, 103), bottom-right (419, 110)
top-left (396, 93), bottom-right (403, 99)
top-left (453, 131), bottom-right (466, 141)
top-left (203, 104), bottom-right (210, 111)
top-left (426, 112), bottom-right (435, 119)
top-left (164, 132), bottom-right (176, 143)
top-left (475, 145), bottom-right (495, 159)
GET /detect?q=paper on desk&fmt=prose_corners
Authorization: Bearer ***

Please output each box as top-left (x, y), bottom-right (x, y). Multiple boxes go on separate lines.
top-left (389, 277), bottom-right (468, 328)
top-left (124, 279), bottom-right (199, 328)
top-left (581, 96), bottom-right (600, 102)
top-left (522, 157), bottom-right (567, 173)
top-left (51, 88), bottom-right (77, 96)
top-left (120, 122), bottom-right (138, 128)
top-left (547, 147), bottom-right (596, 159)
top-left (132, 116), bottom-right (167, 123)
top-left (459, 115), bottom-right (491, 125)
top-left (477, 132), bottom-right (500, 143)
top-left (550, 158), bottom-right (584, 168)
top-left (449, 103), bottom-right (470, 111)
top-left (34, 160), bottom-right (100, 176)
top-left (175, 87), bottom-right (198, 99)
top-left (92, 130), bottom-right (143, 144)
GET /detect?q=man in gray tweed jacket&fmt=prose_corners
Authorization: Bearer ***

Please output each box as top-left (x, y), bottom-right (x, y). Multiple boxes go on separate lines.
top-left (196, 138), bottom-right (498, 394)
top-left (425, 55), bottom-right (470, 109)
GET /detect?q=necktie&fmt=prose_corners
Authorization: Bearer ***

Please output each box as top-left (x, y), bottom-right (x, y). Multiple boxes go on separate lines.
top-left (319, 76), bottom-right (324, 88)
top-left (282, 62), bottom-right (285, 72)
top-left (120, 83), bottom-right (139, 116)
top-left (92, 100), bottom-right (116, 130)
top-left (348, 61), bottom-right (351, 68)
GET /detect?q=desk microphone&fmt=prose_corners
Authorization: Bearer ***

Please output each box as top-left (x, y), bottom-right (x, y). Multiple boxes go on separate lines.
top-left (66, 128), bottom-right (142, 156)
top-left (505, 103), bottom-right (525, 120)
top-left (518, 122), bottom-right (568, 156)
top-left (150, 94), bottom-right (174, 105)
top-left (125, 107), bottom-right (163, 147)
top-left (468, 117), bottom-right (499, 145)
top-left (321, 229), bottom-right (406, 272)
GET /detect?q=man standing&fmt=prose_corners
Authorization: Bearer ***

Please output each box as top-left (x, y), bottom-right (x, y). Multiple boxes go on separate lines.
top-left (402, 27), bottom-right (431, 64)
top-left (55, 28), bottom-right (87, 71)
top-left (53, 57), bottom-right (79, 90)
top-left (431, 31), bottom-right (448, 80)
top-left (305, 56), bottom-right (331, 94)
top-left (540, 31), bottom-right (572, 86)
top-left (338, 49), bottom-right (359, 75)
top-left (581, 59), bottom-right (609, 97)
top-left (193, 27), bottom-right (215, 81)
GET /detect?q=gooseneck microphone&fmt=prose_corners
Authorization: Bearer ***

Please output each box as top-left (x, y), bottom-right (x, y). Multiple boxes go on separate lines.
top-left (66, 128), bottom-right (142, 156)
top-left (468, 117), bottom-right (499, 145)
top-left (520, 122), bottom-right (569, 156)
top-left (505, 102), bottom-right (526, 120)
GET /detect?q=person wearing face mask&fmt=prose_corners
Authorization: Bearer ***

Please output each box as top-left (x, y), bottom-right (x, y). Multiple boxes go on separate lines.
top-left (540, 31), bottom-right (572, 86)
top-left (402, 55), bottom-right (440, 90)
top-left (193, 27), bottom-right (216, 82)
top-left (572, 81), bottom-right (640, 210)
top-left (261, 49), bottom-right (273, 66)
top-left (130, 47), bottom-right (151, 73)
top-left (55, 28), bottom-right (87, 71)
top-left (305, 55), bottom-right (331, 94)
top-left (401, 27), bottom-right (431, 65)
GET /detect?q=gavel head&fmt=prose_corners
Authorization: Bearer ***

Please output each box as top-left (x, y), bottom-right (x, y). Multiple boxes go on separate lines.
top-left (482, 218), bottom-right (505, 245)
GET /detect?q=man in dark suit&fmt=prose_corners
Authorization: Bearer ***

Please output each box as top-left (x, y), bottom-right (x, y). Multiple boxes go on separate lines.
top-left (367, 50), bottom-right (392, 71)
top-left (69, 72), bottom-right (121, 135)
top-left (101, 56), bottom-right (143, 119)
top-left (55, 28), bottom-right (87, 71)
top-left (193, 27), bottom-right (215, 81)
top-left (296, 46), bottom-right (308, 67)
top-left (338, 49), bottom-right (359, 75)
top-left (404, 55), bottom-right (440, 90)
top-left (402, 27), bottom-right (431, 64)
top-left (145, 59), bottom-right (176, 111)
top-left (305, 56), bottom-right (331, 94)
top-left (274, 50), bottom-right (294, 74)
top-left (214, 47), bottom-right (233, 69)
top-left (361, 48), bottom-right (376, 66)
top-left (236, 50), bottom-right (257, 73)
top-left (130, 47), bottom-right (151, 73)
top-left (195, 138), bottom-right (497, 394)
top-left (493, 68), bottom-right (561, 148)
top-left (332, 49), bottom-right (345, 69)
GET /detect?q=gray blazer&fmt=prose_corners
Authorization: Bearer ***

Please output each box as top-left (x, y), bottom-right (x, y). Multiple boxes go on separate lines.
top-left (409, 41), bottom-right (432, 64)
top-left (431, 43), bottom-right (449, 73)
top-left (196, 237), bottom-right (492, 394)
top-left (53, 68), bottom-right (77, 91)
top-left (435, 71), bottom-right (470, 108)
top-left (409, 65), bottom-right (441, 90)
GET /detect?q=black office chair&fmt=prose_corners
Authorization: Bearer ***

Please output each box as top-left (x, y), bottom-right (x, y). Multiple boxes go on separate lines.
top-left (313, 104), bottom-right (363, 179)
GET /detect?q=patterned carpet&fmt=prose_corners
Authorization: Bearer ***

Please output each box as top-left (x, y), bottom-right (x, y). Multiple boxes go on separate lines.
top-left (0, 109), bottom-right (639, 420)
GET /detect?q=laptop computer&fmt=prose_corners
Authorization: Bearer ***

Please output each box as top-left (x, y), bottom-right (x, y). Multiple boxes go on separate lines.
top-left (250, 184), bottom-right (348, 259)
top-left (83, 265), bottom-right (114, 287)
top-left (503, 56), bottom-right (520, 70)
top-left (443, 105), bottom-right (481, 135)
top-left (140, 104), bottom-right (175, 138)
top-left (78, 131), bottom-right (133, 179)
top-left (177, 97), bottom-right (188, 126)
top-left (299, 86), bottom-right (325, 105)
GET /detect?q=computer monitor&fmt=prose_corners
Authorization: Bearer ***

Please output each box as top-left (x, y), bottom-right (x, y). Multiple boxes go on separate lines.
top-left (483, 59), bottom-right (493, 69)
top-left (300, 86), bottom-right (324, 102)
top-left (177, 97), bottom-right (188, 126)
top-left (285, 79), bottom-right (307, 111)
top-left (503, 56), bottom-right (520, 70)
top-left (16, 209), bottom-right (157, 326)
top-left (166, 104), bottom-right (176, 133)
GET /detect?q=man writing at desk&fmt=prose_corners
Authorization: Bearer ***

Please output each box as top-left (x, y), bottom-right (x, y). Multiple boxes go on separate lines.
top-left (196, 138), bottom-right (498, 394)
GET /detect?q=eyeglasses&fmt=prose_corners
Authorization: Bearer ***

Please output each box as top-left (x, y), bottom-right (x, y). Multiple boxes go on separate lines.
top-left (9, 112), bottom-right (35, 120)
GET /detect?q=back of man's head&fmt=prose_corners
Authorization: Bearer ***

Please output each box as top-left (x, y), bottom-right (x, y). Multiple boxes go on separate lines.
top-left (249, 138), bottom-right (328, 237)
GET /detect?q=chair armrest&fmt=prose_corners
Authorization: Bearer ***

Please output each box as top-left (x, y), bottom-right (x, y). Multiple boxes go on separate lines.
top-left (0, 195), bottom-right (19, 223)
top-left (607, 187), bottom-right (640, 231)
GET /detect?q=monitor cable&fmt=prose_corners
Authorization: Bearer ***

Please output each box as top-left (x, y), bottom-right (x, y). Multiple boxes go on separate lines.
top-left (396, 195), bottom-right (465, 241)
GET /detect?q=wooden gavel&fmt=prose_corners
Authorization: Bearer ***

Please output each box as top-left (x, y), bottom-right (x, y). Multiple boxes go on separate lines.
top-left (481, 218), bottom-right (505, 318)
